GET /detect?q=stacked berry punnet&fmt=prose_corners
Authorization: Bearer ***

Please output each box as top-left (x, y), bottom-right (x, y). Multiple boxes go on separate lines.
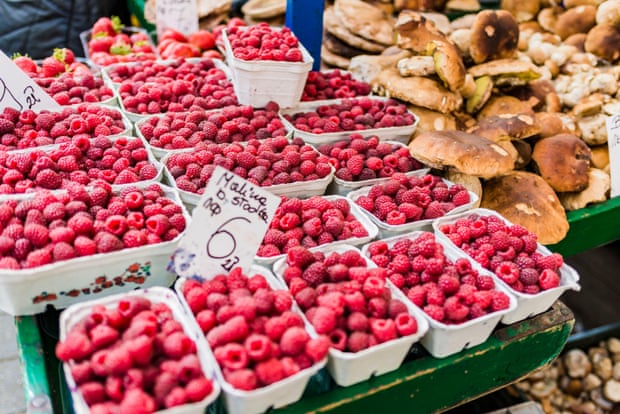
top-left (56, 294), bottom-right (215, 412)
top-left (105, 58), bottom-right (223, 86)
top-left (180, 268), bottom-right (329, 390)
top-left (258, 196), bottom-right (370, 258)
top-left (138, 102), bottom-right (286, 151)
top-left (316, 134), bottom-right (424, 182)
top-left (281, 246), bottom-right (420, 353)
top-left (0, 137), bottom-right (158, 194)
top-left (353, 174), bottom-right (471, 226)
top-left (438, 213), bottom-right (564, 294)
top-left (157, 28), bottom-right (221, 60)
top-left (302, 70), bottom-right (371, 101)
top-left (283, 97), bottom-right (416, 134)
top-left (226, 23), bottom-right (304, 62)
top-left (0, 104), bottom-right (127, 151)
top-left (366, 233), bottom-right (511, 324)
top-left (0, 183), bottom-right (186, 270)
top-left (86, 16), bottom-right (157, 66)
top-left (165, 136), bottom-right (333, 195)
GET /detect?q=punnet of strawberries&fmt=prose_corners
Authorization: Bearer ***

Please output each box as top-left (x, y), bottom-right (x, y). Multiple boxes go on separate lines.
top-left (0, 182), bottom-right (186, 270)
top-left (283, 97), bottom-right (416, 134)
top-left (180, 268), bottom-right (330, 390)
top-left (281, 246), bottom-right (420, 353)
top-left (0, 104), bottom-right (127, 151)
top-left (157, 28), bottom-right (221, 60)
top-left (138, 102), bottom-right (286, 151)
top-left (366, 233), bottom-right (511, 324)
top-left (226, 23), bottom-right (305, 62)
top-left (354, 174), bottom-right (471, 226)
top-left (316, 134), bottom-right (424, 182)
top-left (55, 295), bottom-right (215, 411)
top-left (438, 213), bottom-right (564, 294)
top-left (13, 49), bottom-right (115, 106)
top-left (165, 136), bottom-right (333, 195)
top-left (0, 137), bottom-right (158, 194)
top-left (86, 16), bottom-right (157, 66)
top-left (302, 70), bottom-right (371, 101)
top-left (258, 196), bottom-right (369, 258)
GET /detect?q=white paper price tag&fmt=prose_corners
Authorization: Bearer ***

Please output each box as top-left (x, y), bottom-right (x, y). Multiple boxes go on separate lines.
top-left (173, 166), bottom-right (281, 280)
top-left (156, 0), bottom-right (199, 38)
top-left (606, 114), bottom-right (620, 198)
top-left (0, 50), bottom-right (61, 113)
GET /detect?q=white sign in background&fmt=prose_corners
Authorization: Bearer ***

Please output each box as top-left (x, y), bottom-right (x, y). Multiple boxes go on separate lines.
top-left (606, 114), bottom-right (620, 198)
top-left (0, 50), bottom-right (61, 113)
top-left (173, 166), bottom-right (281, 280)
top-left (156, 0), bottom-right (199, 39)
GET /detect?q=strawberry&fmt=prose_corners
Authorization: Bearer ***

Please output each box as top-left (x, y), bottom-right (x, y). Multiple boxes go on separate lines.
top-left (109, 42), bottom-right (132, 56)
top-left (88, 35), bottom-right (114, 53)
top-left (41, 56), bottom-right (66, 78)
top-left (188, 30), bottom-right (215, 51)
top-left (91, 16), bottom-right (122, 37)
top-left (159, 28), bottom-right (188, 42)
top-left (12, 54), bottom-right (38, 74)
top-left (53, 48), bottom-right (75, 65)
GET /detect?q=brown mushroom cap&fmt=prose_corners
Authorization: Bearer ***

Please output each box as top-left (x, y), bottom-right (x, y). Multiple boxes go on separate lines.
top-left (395, 10), bottom-right (448, 53)
top-left (477, 95), bottom-right (535, 119)
top-left (408, 130), bottom-right (514, 178)
top-left (320, 46), bottom-right (351, 69)
top-left (534, 112), bottom-right (568, 138)
top-left (469, 113), bottom-right (541, 141)
top-left (480, 171), bottom-right (569, 244)
top-left (511, 79), bottom-right (561, 113)
top-left (429, 40), bottom-right (467, 92)
top-left (469, 10), bottom-right (520, 64)
top-left (501, 0), bottom-right (541, 22)
top-left (564, 33), bottom-right (587, 51)
top-left (467, 59), bottom-right (542, 84)
top-left (323, 32), bottom-right (370, 59)
top-left (324, 6), bottom-right (386, 53)
top-left (532, 133), bottom-right (592, 192)
top-left (585, 24), bottom-right (620, 62)
top-left (555, 5), bottom-right (597, 40)
top-left (407, 104), bottom-right (457, 132)
top-left (559, 168), bottom-right (610, 211)
top-left (333, 0), bottom-right (394, 46)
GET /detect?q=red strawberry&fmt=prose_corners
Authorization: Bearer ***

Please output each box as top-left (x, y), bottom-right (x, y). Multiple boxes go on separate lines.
top-left (41, 56), bottom-right (66, 77)
top-left (88, 35), bottom-right (114, 53)
top-left (92, 16), bottom-right (121, 37)
top-left (188, 30), bottom-right (215, 51)
top-left (13, 54), bottom-right (38, 74)
top-left (53, 48), bottom-right (75, 65)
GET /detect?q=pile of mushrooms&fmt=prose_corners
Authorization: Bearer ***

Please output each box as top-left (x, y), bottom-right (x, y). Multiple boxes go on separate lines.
top-left (516, 337), bottom-right (620, 413)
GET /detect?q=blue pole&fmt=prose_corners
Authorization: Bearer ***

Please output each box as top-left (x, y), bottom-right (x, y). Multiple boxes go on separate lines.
top-left (285, 0), bottom-right (324, 71)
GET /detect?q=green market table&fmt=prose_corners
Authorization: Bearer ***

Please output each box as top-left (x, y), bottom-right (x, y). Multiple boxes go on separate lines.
top-left (15, 301), bottom-right (574, 414)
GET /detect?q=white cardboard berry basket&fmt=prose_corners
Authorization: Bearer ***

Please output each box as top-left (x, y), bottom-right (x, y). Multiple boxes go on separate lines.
top-left (432, 208), bottom-right (581, 325)
top-left (346, 178), bottom-right (479, 239)
top-left (161, 153), bottom-right (335, 212)
top-left (360, 232), bottom-right (518, 358)
top-left (0, 183), bottom-right (191, 315)
top-left (59, 286), bottom-right (221, 414)
top-left (222, 28), bottom-right (314, 108)
top-left (174, 265), bottom-right (327, 414)
top-left (272, 244), bottom-right (429, 387)
top-left (253, 195), bottom-right (379, 267)
top-left (279, 97), bottom-right (419, 146)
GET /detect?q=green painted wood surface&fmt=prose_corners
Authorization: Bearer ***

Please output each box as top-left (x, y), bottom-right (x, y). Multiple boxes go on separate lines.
top-left (15, 302), bottom-right (573, 414)
top-left (547, 197), bottom-right (620, 257)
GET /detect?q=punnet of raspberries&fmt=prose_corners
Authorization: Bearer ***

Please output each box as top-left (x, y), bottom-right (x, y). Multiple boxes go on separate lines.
top-left (438, 213), bottom-right (564, 294)
top-left (226, 23), bottom-right (304, 62)
top-left (55, 294), bottom-right (215, 411)
top-left (0, 104), bottom-right (127, 151)
top-left (0, 182), bottom-right (187, 270)
top-left (283, 97), bottom-right (416, 134)
top-left (258, 196), bottom-right (369, 257)
top-left (302, 70), bottom-right (371, 101)
top-left (165, 136), bottom-right (333, 195)
top-left (316, 134), bottom-right (424, 182)
top-left (353, 174), bottom-right (471, 226)
top-left (33, 72), bottom-right (115, 106)
top-left (181, 268), bottom-right (329, 390)
top-left (0, 136), bottom-right (158, 194)
top-left (106, 58), bottom-right (222, 85)
top-left (281, 246), bottom-right (420, 352)
top-left (366, 233), bottom-right (512, 324)
top-left (117, 70), bottom-right (237, 115)
top-left (138, 102), bottom-right (286, 150)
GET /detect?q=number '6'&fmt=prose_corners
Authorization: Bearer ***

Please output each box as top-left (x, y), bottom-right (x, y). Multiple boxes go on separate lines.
top-left (206, 217), bottom-right (251, 259)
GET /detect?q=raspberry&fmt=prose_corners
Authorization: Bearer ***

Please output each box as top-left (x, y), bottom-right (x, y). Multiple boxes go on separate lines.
top-left (53, 242), bottom-right (77, 261)
top-left (255, 357), bottom-right (287, 386)
top-left (55, 330), bottom-right (94, 362)
top-left (452, 190), bottom-right (470, 206)
top-left (25, 248), bottom-right (53, 268)
top-left (370, 319), bottom-right (397, 343)
top-left (120, 389), bottom-right (157, 414)
top-left (264, 316), bottom-right (288, 342)
top-left (96, 232), bottom-right (124, 253)
top-left (74, 235), bottom-right (97, 256)
top-left (24, 223), bottom-right (49, 248)
top-left (244, 333), bottom-right (271, 362)
top-left (426, 284), bottom-right (445, 306)
top-left (215, 342), bottom-right (249, 371)
top-left (184, 377), bottom-right (213, 403)
top-left (495, 261), bottom-right (520, 285)
top-left (362, 276), bottom-right (385, 298)
top-left (280, 326), bottom-right (310, 356)
top-left (310, 306), bottom-right (337, 334)
top-left (395, 313), bottom-right (418, 336)
top-left (224, 369), bottom-right (257, 391)
top-left (476, 275), bottom-right (495, 291)
top-left (286, 246), bottom-right (316, 268)
top-left (491, 291), bottom-right (511, 311)
top-left (339, 249), bottom-right (365, 267)
top-left (438, 275), bottom-right (460, 295)
top-left (304, 336), bottom-right (330, 362)
top-left (519, 268), bottom-right (540, 285)
top-left (538, 269), bottom-right (560, 290)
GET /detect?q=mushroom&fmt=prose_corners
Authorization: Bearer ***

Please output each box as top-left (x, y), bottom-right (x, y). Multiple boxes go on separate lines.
top-left (445, 0), bottom-right (481, 12)
top-left (419, 12), bottom-right (453, 35)
top-left (565, 349), bottom-right (593, 379)
top-left (613, 362), bottom-right (620, 380)
top-left (559, 168), bottom-right (610, 211)
top-left (429, 40), bottom-right (467, 92)
top-left (480, 171), bottom-right (570, 244)
top-left (469, 10), bottom-right (520, 63)
top-left (468, 59), bottom-right (542, 86)
top-left (565, 33), bottom-right (587, 51)
top-left (577, 114), bottom-right (608, 146)
top-left (590, 145), bottom-right (610, 170)
top-left (538, 7), bottom-right (562, 33)
top-left (512, 139), bottom-right (533, 169)
top-left (608, 338), bottom-right (620, 354)
top-left (534, 112), bottom-right (568, 138)
top-left (596, 0), bottom-right (620, 27)
top-left (408, 130), bottom-right (514, 178)
top-left (333, 0), bottom-right (394, 46)
top-left (449, 28), bottom-right (472, 57)
top-left (469, 113), bottom-right (541, 141)
top-left (555, 6), bottom-right (597, 40)
top-left (531, 133), bottom-right (592, 193)
top-left (348, 49), bottom-right (411, 84)
top-left (397, 56), bottom-right (437, 77)
top-left (592, 352), bottom-right (614, 381)
top-left (395, 10), bottom-right (448, 53)
top-left (477, 95), bottom-right (535, 119)
top-left (560, 376), bottom-right (584, 397)
top-left (583, 373), bottom-right (603, 391)
top-left (604, 379), bottom-right (620, 402)
top-left (465, 75), bottom-right (494, 114)
top-left (512, 79), bottom-right (561, 112)
top-left (585, 24), bottom-right (620, 62)
top-left (529, 380), bottom-right (558, 399)
top-left (500, 0), bottom-right (540, 22)
top-left (591, 388), bottom-right (615, 410)
top-left (408, 104), bottom-right (457, 133)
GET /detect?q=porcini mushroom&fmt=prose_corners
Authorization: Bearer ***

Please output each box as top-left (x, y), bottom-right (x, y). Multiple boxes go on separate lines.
top-left (469, 10), bottom-right (520, 63)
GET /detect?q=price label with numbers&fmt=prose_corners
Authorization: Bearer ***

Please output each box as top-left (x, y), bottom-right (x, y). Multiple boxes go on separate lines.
top-left (606, 114), bottom-right (620, 198)
top-left (0, 50), bottom-right (61, 113)
top-left (156, 0), bottom-right (199, 38)
top-left (173, 166), bottom-right (281, 280)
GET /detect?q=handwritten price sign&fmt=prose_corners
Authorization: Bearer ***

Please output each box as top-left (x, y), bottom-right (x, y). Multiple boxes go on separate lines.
top-left (0, 51), bottom-right (60, 113)
top-left (173, 166), bottom-right (281, 280)
top-left (156, 0), bottom-right (199, 38)
top-left (606, 114), bottom-right (620, 198)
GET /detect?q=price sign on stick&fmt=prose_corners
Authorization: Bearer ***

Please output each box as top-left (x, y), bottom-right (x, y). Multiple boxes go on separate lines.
top-left (173, 166), bottom-right (281, 280)
top-left (156, 0), bottom-right (199, 39)
top-left (606, 114), bottom-right (620, 198)
top-left (0, 50), bottom-right (61, 113)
